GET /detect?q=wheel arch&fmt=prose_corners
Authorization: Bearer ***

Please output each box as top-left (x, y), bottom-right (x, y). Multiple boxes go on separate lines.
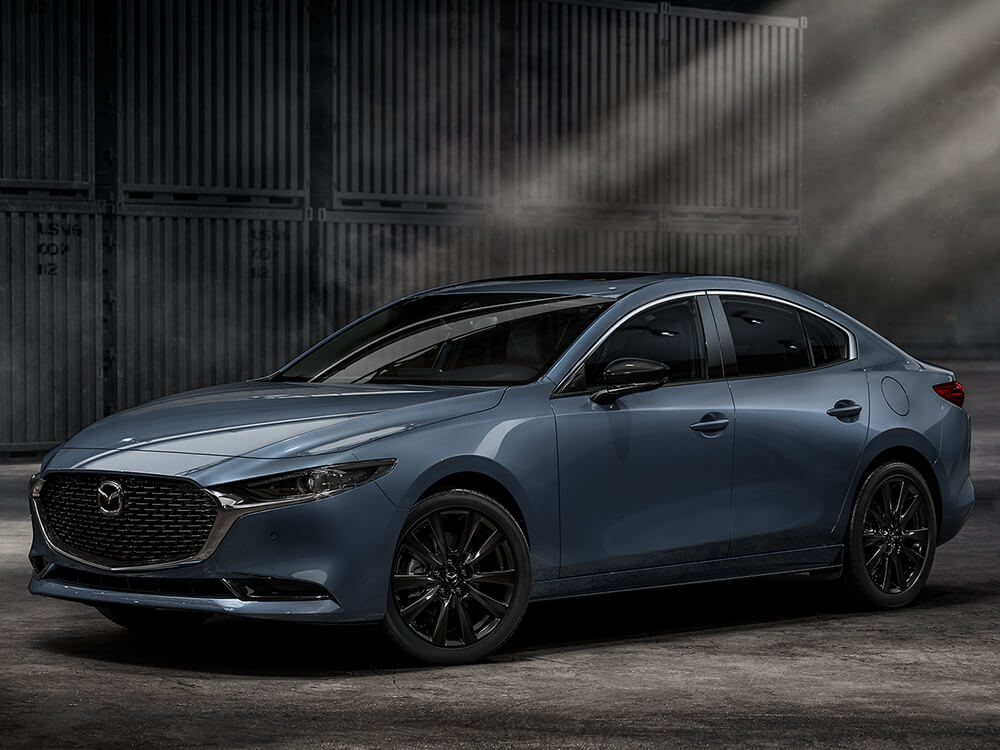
top-left (420, 472), bottom-right (530, 544)
top-left (850, 440), bottom-right (943, 537)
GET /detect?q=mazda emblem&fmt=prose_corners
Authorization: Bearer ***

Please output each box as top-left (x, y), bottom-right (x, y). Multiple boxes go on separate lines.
top-left (96, 480), bottom-right (126, 517)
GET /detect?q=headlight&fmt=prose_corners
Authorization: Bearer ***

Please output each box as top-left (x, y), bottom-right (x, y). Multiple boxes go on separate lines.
top-left (209, 459), bottom-right (396, 508)
top-left (29, 474), bottom-right (44, 501)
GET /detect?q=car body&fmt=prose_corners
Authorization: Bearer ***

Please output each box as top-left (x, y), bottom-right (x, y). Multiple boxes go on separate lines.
top-left (28, 273), bottom-right (975, 663)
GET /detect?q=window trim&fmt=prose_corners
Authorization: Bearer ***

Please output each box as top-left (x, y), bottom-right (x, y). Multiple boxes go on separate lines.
top-left (709, 291), bottom-right (858, 380)
top-left (551, 291), bottom-right (710, 398)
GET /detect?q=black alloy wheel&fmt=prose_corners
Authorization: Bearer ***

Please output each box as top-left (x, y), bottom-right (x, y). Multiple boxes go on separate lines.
top-left (844, 461), bottom-right (937, 608)
top-left (384, 489), bottom-right (531, 665)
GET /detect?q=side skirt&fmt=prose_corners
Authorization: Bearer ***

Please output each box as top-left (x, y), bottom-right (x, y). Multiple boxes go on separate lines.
top-left (530, 545), bottom-right (843, 601)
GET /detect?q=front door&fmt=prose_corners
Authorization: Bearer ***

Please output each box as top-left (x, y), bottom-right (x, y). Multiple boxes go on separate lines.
top-left (552, 296), bottom-right (735, 577)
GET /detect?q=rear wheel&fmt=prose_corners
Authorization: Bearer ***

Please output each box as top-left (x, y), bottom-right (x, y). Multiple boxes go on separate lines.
top-left (844, 461), bottom-right (937, 608)
top-left (384, 489), bottom-right (531, 665)
top-left (96, 604), bottom-right (211, 634)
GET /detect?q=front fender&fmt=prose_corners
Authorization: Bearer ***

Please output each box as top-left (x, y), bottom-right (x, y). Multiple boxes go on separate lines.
top-left (354, 383), bottom-right (560, 579)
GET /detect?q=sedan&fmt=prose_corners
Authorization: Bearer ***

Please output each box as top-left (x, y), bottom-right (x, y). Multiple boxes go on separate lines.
top-left (28, 273), bottom-right (975, 664)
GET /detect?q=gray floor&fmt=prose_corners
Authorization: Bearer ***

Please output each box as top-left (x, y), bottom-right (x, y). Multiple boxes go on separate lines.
top-left (2, 363), bottom-right (998, 749)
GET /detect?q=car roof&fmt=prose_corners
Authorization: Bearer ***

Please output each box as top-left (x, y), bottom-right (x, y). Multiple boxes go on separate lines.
top-left (432, 272), bottom-right (690, 298)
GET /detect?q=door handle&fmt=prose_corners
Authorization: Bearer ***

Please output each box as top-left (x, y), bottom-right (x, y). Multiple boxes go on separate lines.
top-left (827, 400), bottom-right (862, 419)
top-left (690, 414), bottom-right (730, 433)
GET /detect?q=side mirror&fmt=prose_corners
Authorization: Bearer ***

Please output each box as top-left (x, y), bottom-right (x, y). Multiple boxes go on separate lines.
top-left (591, 358), bottom-right (670, 405)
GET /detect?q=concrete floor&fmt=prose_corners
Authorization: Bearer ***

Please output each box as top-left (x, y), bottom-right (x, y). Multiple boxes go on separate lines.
top-left (2, 362), bottom-right (998, 749)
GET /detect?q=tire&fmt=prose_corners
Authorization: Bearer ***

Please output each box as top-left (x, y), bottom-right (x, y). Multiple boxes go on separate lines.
top-left (95, 604), bottom-right (211, 635)
top-left (384, 489), bottom-right (531, 665)
top-left (843, 461), bottom-right (937, 608)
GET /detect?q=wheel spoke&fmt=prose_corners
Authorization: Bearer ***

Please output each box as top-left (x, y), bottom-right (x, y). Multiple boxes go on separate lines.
top-left (878, 483), bottom-right (894, 519)
top-left (432, 595), bottom-right (452, 646)
top-left (879, 554), bottom-right (892, 592)
top-left (403, 535), bottom-right (443, 569)
top-left (392, 573), bottom-right (437, 592)
top-left (401, 586), bottom-right (440, 622)
top-left (894, 480), bottom-right (907, 516)
top-left (465, 528), bottom-right (502, 567)
top-left (862, 530), bottom-right (883, 548)
top-left (467, 569), bottom-right (517, 586)
top-left (866, 543), bottom-right (887, 570)
top-left (456, 598), bottom-right (478, 645)
top-left (466, 583), bottom-right (509, 618)
top-left (427, 513), bottom-right (450, 559)
top-left (899, 544), bottom-right (924, 566)
top-left (902, 527), bottom-right (928, 542)
top-left (898, 488), bottom-right (920, 525)
top-left (891, 552), bottom-right (905, 592)
top-left (457, 511), bottom-right (481, 560)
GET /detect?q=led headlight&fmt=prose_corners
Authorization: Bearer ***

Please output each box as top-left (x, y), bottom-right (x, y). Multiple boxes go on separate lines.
top-left (210, 459), bottom-right (396, 509)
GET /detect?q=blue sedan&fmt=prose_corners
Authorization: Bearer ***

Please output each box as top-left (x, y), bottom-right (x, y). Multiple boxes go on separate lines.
top-left (28, 273), bottom-right (974, 664)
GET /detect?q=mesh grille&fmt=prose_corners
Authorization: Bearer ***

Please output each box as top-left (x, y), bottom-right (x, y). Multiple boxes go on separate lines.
top-left (37, 473), bottom-right (220, 566)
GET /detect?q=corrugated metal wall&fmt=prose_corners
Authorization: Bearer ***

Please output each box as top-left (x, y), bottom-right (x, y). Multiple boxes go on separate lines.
top-left (0, 203), bottom-right (103, 448)
top-left (0, 0), bottom-right (94, 199)
top-left (117, 0), bottom-right (310, 205)
top-left (515, 0), bottom-right (662, 210)
top-left (0, 0), bottom-right (805, 449)
top-left (314, 212), bottom-right (494, 329)
top-left (330, 0), bottom-right (501, 209)
top-left (667, 7), bottom-right (802, 213)
top-left (111, 207), bottom-right (315, 410)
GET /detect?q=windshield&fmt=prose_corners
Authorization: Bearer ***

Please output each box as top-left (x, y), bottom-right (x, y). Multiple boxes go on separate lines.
top-left (274, 292), bottom-right (612, 386)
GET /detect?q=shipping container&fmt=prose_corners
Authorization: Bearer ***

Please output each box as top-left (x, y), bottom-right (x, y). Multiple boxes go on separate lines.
top-left (665, 222), bottom-right (799, 286)
top-left (328, 0), bottom-right (501, 209)
top-left (314, 211), bottom-right (494, 329)
top-left (508, 213), bottom-right (663, 275)
top-left (515, 0), bottom-right (662, 211)
top-left (110, 206), bottom-right (314, 411)
top-left (116, 0), bottom-right (309, 205)
top-left (0, 202), bottom-right (102, 448)
top-left (0, 0), bottom-right (94, 199)
top-left (667, 6), bottom-right (805, 212)
top-left (513, 1), bottom-right (804, 216)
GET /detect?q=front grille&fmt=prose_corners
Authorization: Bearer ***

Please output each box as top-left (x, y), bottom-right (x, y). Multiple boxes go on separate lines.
top-left (36, 472), bottom-right (220, 567)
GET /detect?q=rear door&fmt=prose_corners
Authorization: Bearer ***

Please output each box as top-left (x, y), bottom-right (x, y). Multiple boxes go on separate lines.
top-left (709, 293), bottom-right (870, 556)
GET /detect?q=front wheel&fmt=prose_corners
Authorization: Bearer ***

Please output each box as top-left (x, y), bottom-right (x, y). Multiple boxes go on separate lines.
top-left (843, 462), bottom-right (937, 608)
top-left (384, 489), bottom-right (531, 665)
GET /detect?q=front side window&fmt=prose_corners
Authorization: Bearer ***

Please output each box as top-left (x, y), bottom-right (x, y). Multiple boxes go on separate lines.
top-left (721, 296), bottom-right (850, 376)
top-left (273, 293), bottom-right (612, 386)
top-left (563, 298), bottom-right (707, 392)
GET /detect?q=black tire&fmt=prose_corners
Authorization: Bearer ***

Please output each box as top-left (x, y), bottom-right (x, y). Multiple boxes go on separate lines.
top-left (843, 461), bottom-right (937, 608)
top-left (384, 489), bottom-right (531, 665)
top-left (95, 604), bottom-right (211, 635)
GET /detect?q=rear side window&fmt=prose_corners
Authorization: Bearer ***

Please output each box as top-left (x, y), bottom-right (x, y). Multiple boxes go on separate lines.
top-left (803, 312), bottom-right (850, 366)
top-left (721, 297), bottom-right (810, 375)
top-left (721, 296), bottom-right (851, 376)
top-left (564, 298), bottom-right (707, 391)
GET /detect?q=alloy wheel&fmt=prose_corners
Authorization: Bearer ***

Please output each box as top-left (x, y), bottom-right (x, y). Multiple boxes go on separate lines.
top-left (861, 475), bottom-right (931, 595)
top-left (391, 508), bottom-right (519, 648)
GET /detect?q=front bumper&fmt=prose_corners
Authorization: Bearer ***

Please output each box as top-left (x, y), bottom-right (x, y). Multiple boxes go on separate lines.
top-left (29, 480), bottom-right (408, 623)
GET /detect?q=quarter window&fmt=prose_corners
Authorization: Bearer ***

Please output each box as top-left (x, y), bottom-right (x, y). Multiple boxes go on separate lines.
top-left (564, 298), bottom-right (707, 391)
top-left (803, 311), bottom-right (850, 366)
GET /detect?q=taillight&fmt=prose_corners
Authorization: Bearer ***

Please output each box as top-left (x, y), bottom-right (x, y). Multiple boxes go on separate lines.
top-left (933, 381), bottom-right (965, 408)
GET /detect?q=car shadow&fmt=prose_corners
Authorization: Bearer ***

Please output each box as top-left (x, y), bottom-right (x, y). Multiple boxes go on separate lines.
top-left (34, 573), bottom-right (997, 677)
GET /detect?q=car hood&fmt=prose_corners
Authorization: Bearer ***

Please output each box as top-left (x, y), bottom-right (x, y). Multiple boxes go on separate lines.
top-left (62, 381), bottom-right (506, 459)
